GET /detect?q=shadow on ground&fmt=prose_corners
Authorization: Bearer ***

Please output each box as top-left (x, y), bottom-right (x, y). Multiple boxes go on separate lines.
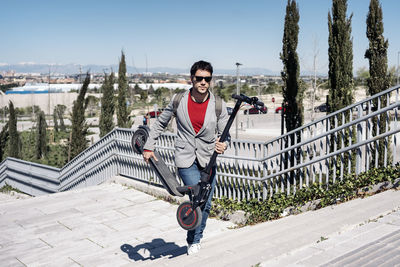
top-left (121, 238), bottom-right (187, 261)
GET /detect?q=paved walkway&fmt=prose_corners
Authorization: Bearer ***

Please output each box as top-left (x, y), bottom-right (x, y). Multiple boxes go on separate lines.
top-left (0, 183), bottom-right (399, 266)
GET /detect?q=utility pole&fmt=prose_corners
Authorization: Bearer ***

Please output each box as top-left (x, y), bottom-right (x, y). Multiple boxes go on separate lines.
top-left (235, 62), bottom-right (242, 140)
top-left (311, 52), bottom-right (317, 121)
top-left (311, 38), bottom-right (319, 121)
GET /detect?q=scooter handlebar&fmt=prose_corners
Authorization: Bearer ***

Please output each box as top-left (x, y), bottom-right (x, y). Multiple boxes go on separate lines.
top-left (232, 94), bottom-right (265, 110)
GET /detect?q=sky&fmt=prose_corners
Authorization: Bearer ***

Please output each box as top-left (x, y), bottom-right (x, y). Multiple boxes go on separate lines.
top-left (1, 0), bottom-right (399, 74)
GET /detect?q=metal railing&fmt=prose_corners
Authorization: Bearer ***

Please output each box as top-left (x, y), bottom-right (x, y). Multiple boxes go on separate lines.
top-left (253, 85), bottom-right (400, 200)
top-left (0, 158), bottom-right (59, 196)
top-left (0, 85), bottom-right (399, 200)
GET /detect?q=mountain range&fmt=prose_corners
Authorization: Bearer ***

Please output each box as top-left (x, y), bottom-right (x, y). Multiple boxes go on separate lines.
top-left (0, 63), bottom-right (328, 76)
top-left (0, 63), bottom-right (281, 76)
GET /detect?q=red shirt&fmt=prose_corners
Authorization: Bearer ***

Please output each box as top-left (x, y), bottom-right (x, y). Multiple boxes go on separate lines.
top-left (188, 92), bottom-right (209, 134)
top-left (144, 93), bottom-right (209, 152)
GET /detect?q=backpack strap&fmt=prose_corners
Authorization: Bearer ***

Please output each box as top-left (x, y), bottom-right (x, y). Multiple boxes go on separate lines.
top-left (214, 95), bottom-right (222, 120)
top-left (172, 92), bottom-right (186, 117)
top-left (173, 91), bottom-right (222, 120)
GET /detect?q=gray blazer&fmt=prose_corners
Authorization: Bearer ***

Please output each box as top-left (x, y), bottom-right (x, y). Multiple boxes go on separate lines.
top-left (143, 89), bottom-right (230, 168)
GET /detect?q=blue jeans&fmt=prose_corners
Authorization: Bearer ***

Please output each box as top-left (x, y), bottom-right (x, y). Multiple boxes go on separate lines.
top-left (178, 160), bottom-right (216, 245)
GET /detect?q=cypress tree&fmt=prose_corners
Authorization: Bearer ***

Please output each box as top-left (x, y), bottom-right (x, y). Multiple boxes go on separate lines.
top-left (99, 72), bottom-right (115, 137)
top-left (70, 73), bottom-right (90, 160)
top-left (328, 0), bottom-right (355, 176)
top-left (0, 123), bottom-right (9, 162)
top-left (328, 0), bottom-right (354, 112)
top-left (280, 0), bottom-right (303, 134)
top-left (35, 111), bottom-right (48, 159)
top-left (53, 106), bottom-right (59, 132)
top-left (148, 84), bottom-right (155, 95)
top-left (280, 0), bottom-right (304, 183)
top-left (134, 83), bottom-right (141, 94)
top-left (365, 0), bottom-right (391, 166)
top-left (117, 51), bottom-right (129, 128)
top-left (56, 104), bottom-right (66, 131)
top-left (8, 101), bottom-right (21, 158)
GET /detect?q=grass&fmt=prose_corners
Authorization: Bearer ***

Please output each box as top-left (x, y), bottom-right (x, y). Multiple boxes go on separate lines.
top-left (0, 184), bottom-right (24, 194)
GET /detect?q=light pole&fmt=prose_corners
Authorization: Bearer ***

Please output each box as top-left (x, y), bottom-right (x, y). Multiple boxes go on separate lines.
top-left (311, 52), bottom-right (317, 122)
top-left (235, 62), bottom-right (242, 140)
top-left (397, 51), bottom-right (399, 85)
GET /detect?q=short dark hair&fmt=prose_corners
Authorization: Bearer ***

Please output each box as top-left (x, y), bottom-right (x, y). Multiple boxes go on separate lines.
top-left (190, 60), bottom-right (213, 76)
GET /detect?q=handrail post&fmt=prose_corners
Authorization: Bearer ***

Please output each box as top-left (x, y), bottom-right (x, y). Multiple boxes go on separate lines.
top-left (356, 107), bottom-right (363, 175)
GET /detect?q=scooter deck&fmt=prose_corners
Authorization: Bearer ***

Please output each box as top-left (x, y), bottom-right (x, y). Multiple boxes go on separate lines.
top-left (149, 151), bottom-right (183, 197)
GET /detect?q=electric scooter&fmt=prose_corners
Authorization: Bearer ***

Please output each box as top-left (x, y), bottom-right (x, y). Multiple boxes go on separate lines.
top-left (131, 94), bottom-right (264, 230)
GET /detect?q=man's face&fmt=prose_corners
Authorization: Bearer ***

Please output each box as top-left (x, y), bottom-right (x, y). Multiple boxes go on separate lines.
top-left (192, 69), bottom-right (212, 95)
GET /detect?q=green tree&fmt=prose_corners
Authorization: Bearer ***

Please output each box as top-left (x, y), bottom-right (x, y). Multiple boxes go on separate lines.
top-left (86, 95), bottom-right (99, 117)
top-left (365, 0), bottom-right (391, 166)
top-left (328, 0), bottom-right (355, 176)
top-left (280, 0), bottom-right (304, 183)
top-left (355, 66), bottom-right (370, 87)
top-left (55, 104), bottom-right (67, 131)
top-left (53, 106), bottom-right (59, 132)
top-left (263, 82), bottom-right (280, 94)
top-left (133, 83), bottom-right (141, 94)
top-left (8, 101), bottom-right (21, 158)
top-left (216, 84), bottom-right (236, 102)
top-left (328, 0), bottom-right (354, 112)
top-left (280, 0), bottom-right (304, 134)
top-left (99, 72), bottom-right (115, 137)
top-left (0, 83), bottom-right (18, 93)
top-left (240, 84), bottom-right (257, 96)
top-left (140, 90), bottom-right (148, 102)
top-left (70, 73), bottom-right (90, 160)
top-left (35, 111), bottom-right (48, 159)
top-left (117, 51), bottom-right (129, 128)
top-left (148, 85), bottom-right (155, 95)
top-left (153, 87), bottom-right (171, 106)
top-left (0, 106), bottom-right (9, 123)
top-left (0, 123), bottom-right (9, 161)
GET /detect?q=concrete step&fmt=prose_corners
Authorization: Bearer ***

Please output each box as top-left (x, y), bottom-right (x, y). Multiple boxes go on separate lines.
top-left (1, 182), bottom-right (400, 266)
top-left (0, 183), bottom-right (234, 266)
top-left (137, 189), bottom-right (400, 267)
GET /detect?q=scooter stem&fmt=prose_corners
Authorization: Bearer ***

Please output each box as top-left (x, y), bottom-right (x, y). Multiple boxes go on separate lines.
top-left (201, 97), bottom-right (243, 181)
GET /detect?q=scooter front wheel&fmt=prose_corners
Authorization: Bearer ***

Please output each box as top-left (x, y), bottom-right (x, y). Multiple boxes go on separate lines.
top-left (176, 201), bottom-right (202, 231)
top-left (131, 126), bottom-right (149, 154)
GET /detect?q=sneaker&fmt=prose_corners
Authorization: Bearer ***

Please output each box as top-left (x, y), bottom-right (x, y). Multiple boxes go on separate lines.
top-left (187, 243), bottom-right (201, 255)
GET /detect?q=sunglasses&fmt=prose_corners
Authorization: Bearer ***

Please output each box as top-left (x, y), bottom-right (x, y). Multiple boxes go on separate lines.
top-left (194, 76), bottom-right (212, 83)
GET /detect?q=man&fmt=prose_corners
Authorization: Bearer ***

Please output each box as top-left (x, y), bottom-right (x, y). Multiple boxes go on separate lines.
top-left (143, 114), bottom-right (148, 126)
top-left (143, 60), bottom-right (230, 255)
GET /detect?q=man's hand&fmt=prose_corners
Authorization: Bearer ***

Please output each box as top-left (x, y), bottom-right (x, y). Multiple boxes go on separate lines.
top-left (143, 150), bottom-right (158, 164)
top-left (215, 138), bottom-right (227, 154)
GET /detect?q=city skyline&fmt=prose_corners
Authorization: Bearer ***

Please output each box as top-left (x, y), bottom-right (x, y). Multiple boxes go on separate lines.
top-left (1, 0), bottom-right (399, 74)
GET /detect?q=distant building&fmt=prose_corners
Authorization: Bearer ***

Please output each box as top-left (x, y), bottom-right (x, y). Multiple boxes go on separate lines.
top-left (133, 83), bottom-right (191, 91)
top-left (5, 82), bottom-right (191, 94)
top-left (5, 83), bottom-right (100, 94)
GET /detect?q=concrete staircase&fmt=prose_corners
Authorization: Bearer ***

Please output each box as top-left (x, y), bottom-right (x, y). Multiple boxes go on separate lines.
top-left (1, 182), bottom-right (400, 266)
